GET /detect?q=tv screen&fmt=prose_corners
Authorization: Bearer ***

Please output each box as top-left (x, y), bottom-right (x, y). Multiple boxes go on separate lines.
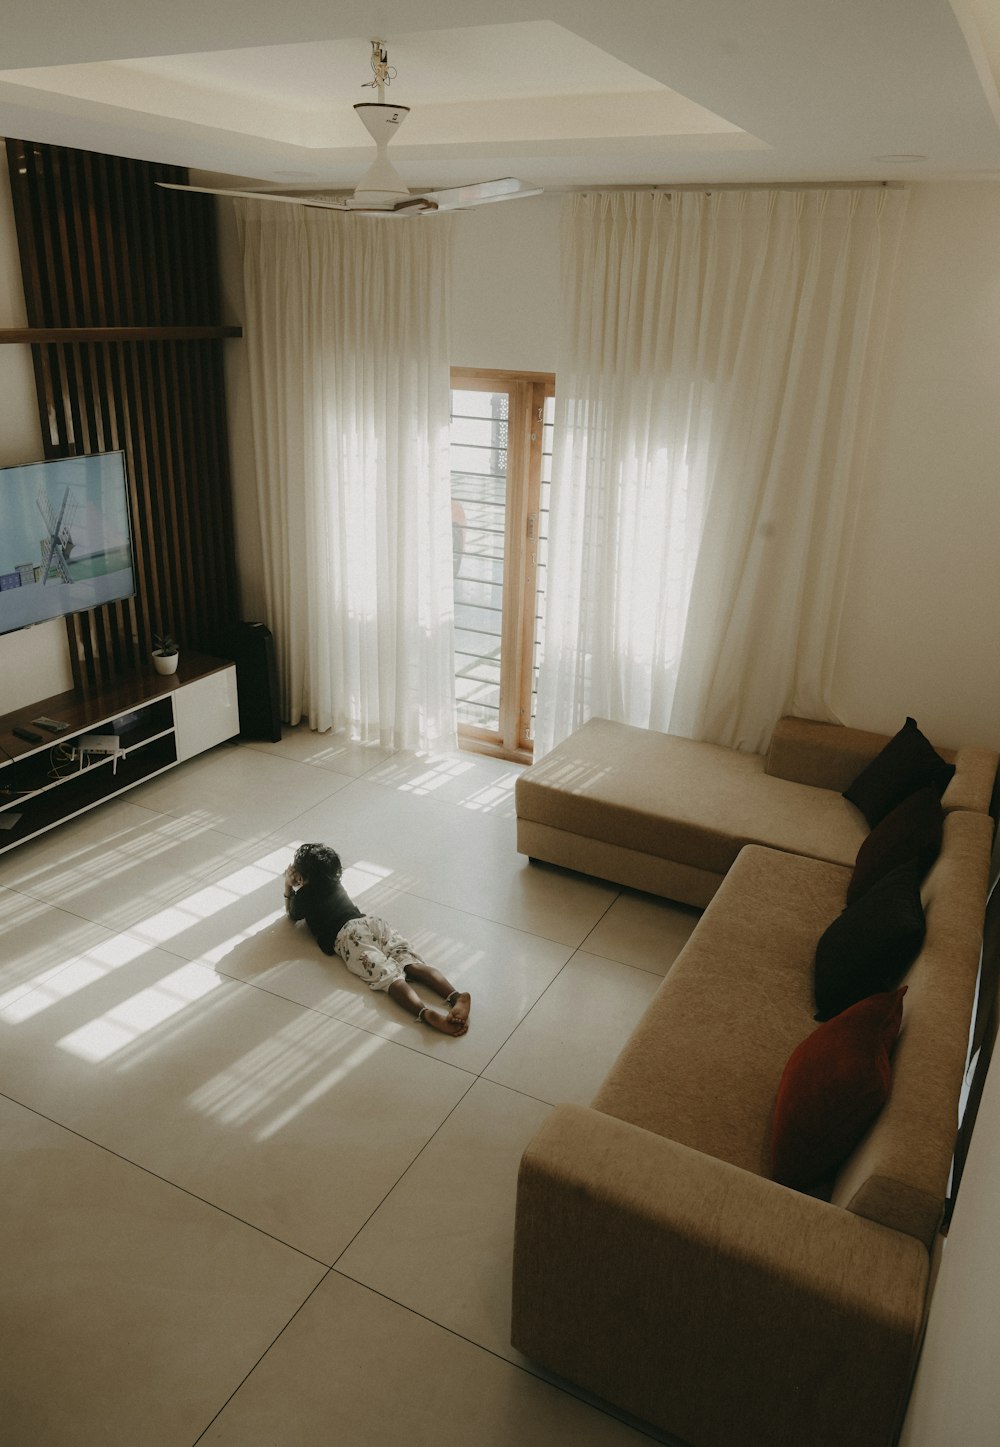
top-left (0, 451), bottom-right (136, 637)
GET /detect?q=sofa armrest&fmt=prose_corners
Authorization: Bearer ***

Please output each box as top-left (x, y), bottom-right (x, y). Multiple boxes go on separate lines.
top-left (513, 1104), bottom-right (928, 1447)
top-left (944, 747), bottom-right (1000, 817)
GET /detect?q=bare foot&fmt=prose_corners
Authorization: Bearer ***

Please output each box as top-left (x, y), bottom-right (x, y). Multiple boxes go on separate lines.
top-left (447, 991), bottom-right (471, 1030)
top-left (419, 1005), bottom-right (468, 1037)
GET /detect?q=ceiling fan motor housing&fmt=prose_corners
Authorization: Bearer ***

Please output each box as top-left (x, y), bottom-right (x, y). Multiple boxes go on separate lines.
top-left (352, 102), bottom-right (411, 206)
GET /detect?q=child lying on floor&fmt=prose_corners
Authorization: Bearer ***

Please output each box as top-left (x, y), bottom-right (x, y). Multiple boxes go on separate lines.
top-left (284, 842), bottom-right (471, 1037)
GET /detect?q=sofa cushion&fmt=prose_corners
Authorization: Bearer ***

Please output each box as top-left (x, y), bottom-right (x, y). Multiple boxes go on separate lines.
top-left (842, 717), bottom-right (955, 827)
top-left (592, 845), bottom-right (850, 1177)
top-left (770, 988), bottom-right (906, 1190)
top-left (846, 787), bottom-right (943, 905)
top-left (813, 863), bottom-right (926, 1021)
top-left (516, 718), bottom-right (867, 877)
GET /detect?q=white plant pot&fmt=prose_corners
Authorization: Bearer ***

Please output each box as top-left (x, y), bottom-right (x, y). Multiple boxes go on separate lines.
top-left (152, 652), bottom-right (179, 675)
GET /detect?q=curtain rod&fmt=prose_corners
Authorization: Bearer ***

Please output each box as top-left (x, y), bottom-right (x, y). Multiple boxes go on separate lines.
top-left (548, 180), bottom-right (898, 195)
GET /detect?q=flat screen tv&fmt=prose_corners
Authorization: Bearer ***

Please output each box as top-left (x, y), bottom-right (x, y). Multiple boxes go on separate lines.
top-left (0, 451), bottom-right (136, 637)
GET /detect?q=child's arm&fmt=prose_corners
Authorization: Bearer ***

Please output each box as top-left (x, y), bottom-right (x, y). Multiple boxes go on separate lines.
top-left (284, 865), bottom-right (305, 921)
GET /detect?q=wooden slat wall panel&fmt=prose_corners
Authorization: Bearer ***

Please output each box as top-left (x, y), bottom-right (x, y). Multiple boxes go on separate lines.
top-left (4, 138), bottom-right (239, 689)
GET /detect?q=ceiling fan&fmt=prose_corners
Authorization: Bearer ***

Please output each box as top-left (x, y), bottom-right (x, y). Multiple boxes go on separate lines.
top-left (158, 40), bottom-right (542, 216)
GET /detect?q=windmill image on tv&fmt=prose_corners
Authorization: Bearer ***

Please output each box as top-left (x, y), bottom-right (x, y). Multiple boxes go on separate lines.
top-left (37, 486), bottom-right (79, 584)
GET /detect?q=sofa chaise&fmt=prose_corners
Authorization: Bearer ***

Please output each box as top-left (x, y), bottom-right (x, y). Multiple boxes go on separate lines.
top-left (515, 714), bottom-right (998, 905)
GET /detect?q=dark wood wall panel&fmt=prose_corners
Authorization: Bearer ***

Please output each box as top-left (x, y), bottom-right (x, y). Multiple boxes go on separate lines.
top-left (5, 138), bottom-right (239, 690)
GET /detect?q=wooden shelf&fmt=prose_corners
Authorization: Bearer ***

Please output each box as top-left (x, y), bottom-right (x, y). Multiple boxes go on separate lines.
top-left (0, 326), bottom-right (242, 344)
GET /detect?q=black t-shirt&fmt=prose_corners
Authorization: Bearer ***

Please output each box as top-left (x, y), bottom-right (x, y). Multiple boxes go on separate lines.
top-left (287, 878), bottom-right (364, 955)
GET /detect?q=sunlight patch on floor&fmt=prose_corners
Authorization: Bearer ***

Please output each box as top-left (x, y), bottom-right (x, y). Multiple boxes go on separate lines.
top-left (0, 932), bottom-right (149, 1023)
top-left (186, 1011), bottom-right (384, 1139)
top-left (368, 753), bottom-right (476, 797)
top-left (5, 812), bottom-right (231, 903)
top-left (365, 751), bottom-right (522, 815)
top-left (56, 962), bottom-right (223, 1063)
top-left (130, 858), bottom-right (280, 947)
top-left (341, 859), bottom-right (394, 896)
top-left (460, 772), bottom-right (520, 814)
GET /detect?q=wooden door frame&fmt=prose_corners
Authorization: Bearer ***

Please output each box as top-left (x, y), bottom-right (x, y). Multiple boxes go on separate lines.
top-left (450, 368), bottom-right (555, 762)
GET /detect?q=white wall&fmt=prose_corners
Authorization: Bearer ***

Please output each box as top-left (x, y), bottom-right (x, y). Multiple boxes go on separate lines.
top-left (450, 193), bottom-right (561, 375)
top-left (900, 1046), bottom-right (1000, 1447)
top-left (0, 157), bottom-right (74, 713)
top-left (833, 183), bottom-right (1000, 750)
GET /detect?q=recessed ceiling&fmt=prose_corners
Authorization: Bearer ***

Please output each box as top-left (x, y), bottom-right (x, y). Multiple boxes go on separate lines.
top-left (0, 24), bottom-right (752, 157)
top-left (0, 0), bottom-right (998, 190)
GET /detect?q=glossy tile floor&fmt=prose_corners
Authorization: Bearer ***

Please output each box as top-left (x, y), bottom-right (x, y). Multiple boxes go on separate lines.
top-left (0, 729), bottom-right (700, 1446)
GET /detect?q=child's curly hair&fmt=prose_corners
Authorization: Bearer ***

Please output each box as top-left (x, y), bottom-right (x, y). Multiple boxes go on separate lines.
top-left (292, 842), bottom-right (344, 886)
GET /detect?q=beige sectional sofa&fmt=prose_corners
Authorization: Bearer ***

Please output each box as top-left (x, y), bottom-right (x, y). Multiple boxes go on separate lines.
top-left (515, 714), bottom-right (998, 905)
top-left (511, 718), bottom-right (999, 1447)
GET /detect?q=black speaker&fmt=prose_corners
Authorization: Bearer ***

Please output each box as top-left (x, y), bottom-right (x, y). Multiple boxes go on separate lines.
top-left (223, 621), bottom-right (282, 742)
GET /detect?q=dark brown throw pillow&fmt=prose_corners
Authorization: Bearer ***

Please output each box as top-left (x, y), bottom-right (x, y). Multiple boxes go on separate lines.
top-left (814, 861), bottom-right (925, 1021)
top-left (771, 987), bottom-right (906, 1191)
top-left (846, 786), bottom-right (944, 905)
top-left (842, 717), bottom-right (955, 828)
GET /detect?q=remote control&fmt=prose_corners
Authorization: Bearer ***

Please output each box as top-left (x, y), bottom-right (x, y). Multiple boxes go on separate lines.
top-left (12, 726), bottom-right (43, 744)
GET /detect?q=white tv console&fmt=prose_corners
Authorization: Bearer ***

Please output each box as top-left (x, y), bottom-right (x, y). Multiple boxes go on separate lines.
top-left (0, 652), bottom-right (239, 854)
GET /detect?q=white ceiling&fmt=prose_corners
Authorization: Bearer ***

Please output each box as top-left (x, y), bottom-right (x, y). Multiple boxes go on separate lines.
top-left (0, 0), bottom-right (999, 191)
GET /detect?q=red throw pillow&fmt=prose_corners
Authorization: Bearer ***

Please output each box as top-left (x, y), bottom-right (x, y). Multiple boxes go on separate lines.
top-left (770, 987), bottom-right (906, 1191)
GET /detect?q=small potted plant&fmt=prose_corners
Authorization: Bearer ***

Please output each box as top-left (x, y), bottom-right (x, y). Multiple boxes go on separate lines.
top-left (152, 630), bottom-right (180, 675)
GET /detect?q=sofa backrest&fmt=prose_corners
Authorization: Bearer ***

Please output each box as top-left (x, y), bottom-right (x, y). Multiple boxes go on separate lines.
top-left (765, 715), bottom-right (997, 816)
top-left (829, 808), bottom-right (993, 1247)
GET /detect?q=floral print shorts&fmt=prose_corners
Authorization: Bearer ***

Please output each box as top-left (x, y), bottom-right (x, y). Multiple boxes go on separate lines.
top-left (333, 915), bottom-right (426, 992)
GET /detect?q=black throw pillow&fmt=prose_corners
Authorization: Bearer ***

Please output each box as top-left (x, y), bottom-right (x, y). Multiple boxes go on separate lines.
top-left (843, 717), bottom-right (955, 828)
top-left (814, 861), bottom-right (926, 1021)
top-left (846, 786), bottom-right (944, 905)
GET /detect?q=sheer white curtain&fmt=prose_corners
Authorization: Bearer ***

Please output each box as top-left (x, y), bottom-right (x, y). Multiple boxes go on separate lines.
top-left (535, 187), bottom-right (907, 757)
top-left (236, 203), bottom-right (457, 751)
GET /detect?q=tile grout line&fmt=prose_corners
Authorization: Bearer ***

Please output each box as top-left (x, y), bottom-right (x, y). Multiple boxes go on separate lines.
top-left (189, 1265), bottom-right (337, 1447)
top-left (320, 1271), bottom-right (672, 1445)
top-left (0, 1087), bottom-right (333, 1269)
top-left (189, 1259), bottom-right (671, 1446)
top-left (325, 1070), bottom-right (481, 1270)
top-left (470, 880), bottom-right (627, 1080)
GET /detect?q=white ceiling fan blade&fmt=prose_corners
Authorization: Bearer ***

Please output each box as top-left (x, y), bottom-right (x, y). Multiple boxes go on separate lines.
top-left (157, 181), bottom-right (356, 210)
top-left (156, 180), bottom-right (441, 216)
top-left (419, 178), bottom-right (543, 210)
top-left (157, 178), bottom-right (538, 216)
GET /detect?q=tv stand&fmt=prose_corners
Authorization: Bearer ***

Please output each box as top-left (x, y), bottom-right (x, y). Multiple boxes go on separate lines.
top-left (0, 652), bottom-right (239, 854)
